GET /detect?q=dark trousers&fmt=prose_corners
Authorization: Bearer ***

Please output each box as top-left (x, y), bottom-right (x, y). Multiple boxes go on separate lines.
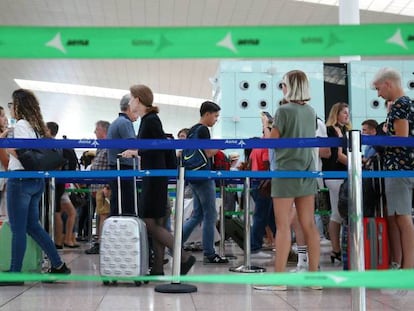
top-left (250, 188), bottom-right (275, 252)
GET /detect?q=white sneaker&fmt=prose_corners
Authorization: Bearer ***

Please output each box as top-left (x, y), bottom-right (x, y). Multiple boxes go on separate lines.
top-left (250, 251), bottom-right (273, 259)
top-left (253, 285), bottom-right (287, 291)
top-left (289, 265), bottom-right (308, 273)
top-left (320, 238), bottom-right (331, 246)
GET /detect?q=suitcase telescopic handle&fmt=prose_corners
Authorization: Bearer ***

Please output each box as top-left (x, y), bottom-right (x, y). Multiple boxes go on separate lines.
top-left (116, 155), bottom-right (122, 216)
top-left (116, 154), bottom-right (138, 217)
top-left (132, 156), bottom-right (138, 217)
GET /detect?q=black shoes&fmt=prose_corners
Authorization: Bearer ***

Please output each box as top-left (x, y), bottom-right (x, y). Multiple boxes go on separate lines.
top-left (181, 255), bottom-right (196, 275)
top-left (330, 251), bottom-right (342, 263)
top-left (0, 264), bottom-right (71, 286)
top-left (183, 242), bottom-right (203, 252)
top-left (85, 243), bottom-right (100, 255)
top-left (42, 263), bottom-right (71, 283)
top-left (76, 236), bottom-right (88, 242)
top-left (63, 243), bottom-right (80, 249)
top-left (55, 243), bottom-right (80, 249)
top-left (203, 254), bottom-right (229, 264)
top-left (49, 263), bottom-right (71, 274)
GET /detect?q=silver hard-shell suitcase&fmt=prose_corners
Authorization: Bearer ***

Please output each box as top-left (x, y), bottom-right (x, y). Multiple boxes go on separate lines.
top-left (100, 157), bottom-right (149, 286)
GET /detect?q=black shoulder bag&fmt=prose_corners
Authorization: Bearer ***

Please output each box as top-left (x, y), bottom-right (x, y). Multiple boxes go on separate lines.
top-left (16, 133), bottom-right (66, 171)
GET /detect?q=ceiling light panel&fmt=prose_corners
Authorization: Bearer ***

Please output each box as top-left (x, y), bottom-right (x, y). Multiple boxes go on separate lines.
top-left (14, 79), bottom-right (206, 109)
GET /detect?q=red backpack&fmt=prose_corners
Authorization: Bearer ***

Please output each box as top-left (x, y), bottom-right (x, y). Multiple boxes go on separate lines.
top-left (213, 150), bottom-right (231, 170)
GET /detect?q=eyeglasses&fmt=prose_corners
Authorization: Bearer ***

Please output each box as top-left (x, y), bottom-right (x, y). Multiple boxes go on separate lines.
top-left (7, 102), bottom-right (13, 109)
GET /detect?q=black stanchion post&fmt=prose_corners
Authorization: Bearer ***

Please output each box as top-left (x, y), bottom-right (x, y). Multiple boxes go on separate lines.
top-left (155, 165), bottom-right (197, 293)
top-left (229, 177), bottom-right (265, 273)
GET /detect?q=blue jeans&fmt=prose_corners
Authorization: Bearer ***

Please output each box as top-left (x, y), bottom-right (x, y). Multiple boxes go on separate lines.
top-left (7, 178), bottom-right (63, 272)
top-left (250, 188), bottom-right (275, 252)
top-left (182, 180), bottom-right (217, 257)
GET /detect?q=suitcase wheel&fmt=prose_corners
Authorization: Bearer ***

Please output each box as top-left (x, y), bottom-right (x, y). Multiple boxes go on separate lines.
top-left (134, 281), bottom-right (142, 286)
top-left (103, 280), bottom-right (110, 286)
top-left (144, 280), bottom-right (149, 284)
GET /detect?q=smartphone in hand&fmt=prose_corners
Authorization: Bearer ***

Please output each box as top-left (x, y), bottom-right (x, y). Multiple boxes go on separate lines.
top-left (261, 111), bottom-right (273, 123)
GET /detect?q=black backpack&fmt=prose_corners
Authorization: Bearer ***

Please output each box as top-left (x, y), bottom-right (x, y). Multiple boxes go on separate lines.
top-left (182, 124), bottom-right (210, 170)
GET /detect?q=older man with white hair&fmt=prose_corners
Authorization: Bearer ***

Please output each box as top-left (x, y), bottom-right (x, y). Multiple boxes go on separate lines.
top-left (372, 67), bottom-right (414, 269)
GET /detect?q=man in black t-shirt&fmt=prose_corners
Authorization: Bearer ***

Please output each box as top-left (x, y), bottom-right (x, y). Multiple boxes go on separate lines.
top-left (182, 101), bottom-right (229, 264)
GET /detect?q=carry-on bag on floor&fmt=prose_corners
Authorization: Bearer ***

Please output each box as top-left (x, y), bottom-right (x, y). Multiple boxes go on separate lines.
top-left (347, 155), bottom-right (389, 270)
top-left (100, 157), bottom-right (149, 286)
top-left (224, 217), bottom-right (244, 250)
top-left (363, 217), bottom-right (389, 270)
top-left (0, 220), bottom-right (43, 272)
top-left (363, 155), bottom-right (389, 270)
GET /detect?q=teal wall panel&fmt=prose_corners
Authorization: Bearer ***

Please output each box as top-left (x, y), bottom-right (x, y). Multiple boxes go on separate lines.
top-left (214, 60), bottom-right (324, 139)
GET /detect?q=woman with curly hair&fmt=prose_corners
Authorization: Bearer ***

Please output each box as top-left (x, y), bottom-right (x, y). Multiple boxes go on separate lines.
top-left (0, 89), bottom-right (71, 286)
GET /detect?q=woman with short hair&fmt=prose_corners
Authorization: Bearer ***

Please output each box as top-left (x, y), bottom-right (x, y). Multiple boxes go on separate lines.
top-left (256, 70), bottom-right (321, 291)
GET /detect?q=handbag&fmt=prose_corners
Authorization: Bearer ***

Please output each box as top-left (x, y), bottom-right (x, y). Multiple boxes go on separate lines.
top-left (315, 188), bottom-right (331, 212)
top-left (338, 180), bottom-right (348, 221)
top-left (69, 191), bottom-right (88, 208)
top-left (16, 148), bottom-right (66, 171)
top-left (338, 178), bottom-right (378, 223)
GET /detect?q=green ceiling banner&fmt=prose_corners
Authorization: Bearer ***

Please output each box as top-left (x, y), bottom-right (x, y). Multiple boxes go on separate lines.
top-left (0, 23), bottom-right (413, 58)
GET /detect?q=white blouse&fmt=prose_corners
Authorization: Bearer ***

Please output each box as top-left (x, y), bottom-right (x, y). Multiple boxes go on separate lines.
top-left (8, 119), bottom-right (36, 171)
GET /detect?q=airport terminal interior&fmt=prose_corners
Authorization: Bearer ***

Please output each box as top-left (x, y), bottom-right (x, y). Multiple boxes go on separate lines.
top-left (1, 1), bottom-right (414, 310)
top-left (1, 240), bottom-right (413, 311)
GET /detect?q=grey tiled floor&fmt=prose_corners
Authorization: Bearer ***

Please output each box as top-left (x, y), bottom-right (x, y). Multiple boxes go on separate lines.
top-left (1, 242), bottom-right (413, 311)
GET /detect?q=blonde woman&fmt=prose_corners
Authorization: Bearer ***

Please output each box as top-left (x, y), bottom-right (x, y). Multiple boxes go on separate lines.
top-left (256, 70), bottom-right (321, 291)
top-left (322, 102), bottom-right (351, 264)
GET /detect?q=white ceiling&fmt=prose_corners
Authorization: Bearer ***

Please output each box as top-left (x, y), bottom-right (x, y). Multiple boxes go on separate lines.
top-left (0, 0), bottom-right (413, 138)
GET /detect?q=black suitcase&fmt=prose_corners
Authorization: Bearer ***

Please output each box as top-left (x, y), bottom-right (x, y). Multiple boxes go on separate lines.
top-left (224, 217), bottom-right (244, 250)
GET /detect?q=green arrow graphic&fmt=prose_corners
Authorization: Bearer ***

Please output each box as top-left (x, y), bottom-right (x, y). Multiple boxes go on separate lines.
top-left (0, 23), bottom-right (413, 58)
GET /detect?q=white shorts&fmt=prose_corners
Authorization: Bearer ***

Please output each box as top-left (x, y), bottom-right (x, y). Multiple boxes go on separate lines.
top-left (61, 192), bottom-right (71, 204)
top-left (324, 179), bottom-right (344, 224)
